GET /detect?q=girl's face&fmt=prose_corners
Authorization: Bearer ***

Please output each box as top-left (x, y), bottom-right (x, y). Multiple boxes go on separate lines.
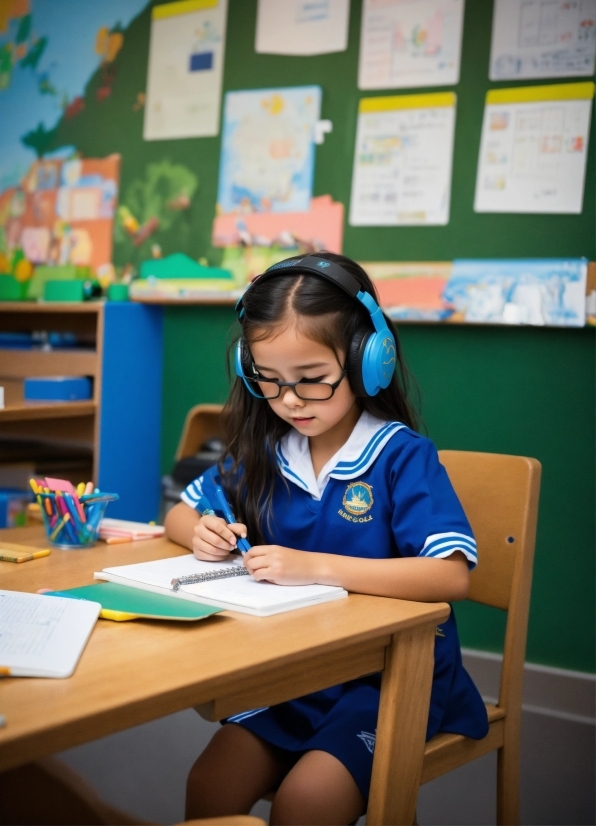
top-left (249, 323), bottom-right (359, 441)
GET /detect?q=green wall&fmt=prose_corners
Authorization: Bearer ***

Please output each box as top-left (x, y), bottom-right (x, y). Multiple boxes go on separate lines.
top-left (48, 0), bottom-right (595, 672)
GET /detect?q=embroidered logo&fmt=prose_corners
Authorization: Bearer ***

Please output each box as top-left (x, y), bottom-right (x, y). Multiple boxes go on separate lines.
top-left (342, 482), bottom-right (374, 516)
top-left (357, 730), bottom-right (376, 754)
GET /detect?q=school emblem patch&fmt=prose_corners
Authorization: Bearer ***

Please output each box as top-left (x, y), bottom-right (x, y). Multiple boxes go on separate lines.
top-left (342, 482), bottom-right (374, 516)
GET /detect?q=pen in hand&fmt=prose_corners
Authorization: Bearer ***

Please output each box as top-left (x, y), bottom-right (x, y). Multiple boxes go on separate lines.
top-left (196, 492), bottom-right (251, 554)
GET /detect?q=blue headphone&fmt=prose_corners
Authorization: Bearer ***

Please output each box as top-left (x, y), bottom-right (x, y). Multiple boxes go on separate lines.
top-left (234, 255), bottom-right (396, 398)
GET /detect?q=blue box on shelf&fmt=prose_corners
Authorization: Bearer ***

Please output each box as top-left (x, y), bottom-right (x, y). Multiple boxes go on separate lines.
top-left (24, 376), bottom-right (92, 402)
top-left (0, 489), bottom-right (34, 528)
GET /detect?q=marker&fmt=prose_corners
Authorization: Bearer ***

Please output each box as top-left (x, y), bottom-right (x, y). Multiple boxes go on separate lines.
top-left (0, 668), bottom-right (11, 677)
top-left (195, 496), bottom-right (216, 516)
top-left (0, 549), bottom-right (51, 564)
top-left (49, 512), bottom-right (71, 543)
top-left (105, 536), bottom-right (133, 545)
top-left (214, 486), bottom-right (251, 553)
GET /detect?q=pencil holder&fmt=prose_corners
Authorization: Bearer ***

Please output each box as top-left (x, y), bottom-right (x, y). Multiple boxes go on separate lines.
top-left (38, 492), bottom-right (119, 549)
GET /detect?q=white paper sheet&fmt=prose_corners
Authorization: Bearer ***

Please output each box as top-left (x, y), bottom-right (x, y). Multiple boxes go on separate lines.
top-left (0, 590), bottom-right (100, 678)
top-left (349, 92), bottom-right (457, 226)
top-left (474, 82), bottom-right (594, 214)
top-left (490, 0), bottom-right (596, 81)
top-left (358, 0), bottom-right (465, 90)
top-left (144, 0), bottom-right (229, 140)
top-left (255, 0), bottom-right (350, 55)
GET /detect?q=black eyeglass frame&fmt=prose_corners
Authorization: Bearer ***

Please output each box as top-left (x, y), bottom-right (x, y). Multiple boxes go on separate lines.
top-left (243, 367), bottom-right (348, 401)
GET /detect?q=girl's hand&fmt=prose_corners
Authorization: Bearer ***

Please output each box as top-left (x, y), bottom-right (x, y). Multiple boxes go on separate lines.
top-left (244, 545), bottom-right (322, 585)
top-left (192, 516), bottom-right (248, 562)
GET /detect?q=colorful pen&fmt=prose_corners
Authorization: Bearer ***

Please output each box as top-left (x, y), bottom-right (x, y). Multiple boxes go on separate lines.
top-left (214, 486), bottom-right (251, 553)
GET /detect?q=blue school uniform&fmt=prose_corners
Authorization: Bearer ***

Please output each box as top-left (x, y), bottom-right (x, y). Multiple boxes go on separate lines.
top-left (181, 412), bottom-right (489, 798)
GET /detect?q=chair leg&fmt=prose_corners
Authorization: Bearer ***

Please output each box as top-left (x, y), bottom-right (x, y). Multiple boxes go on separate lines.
top-left (496, 741), bottom-right (520, 825)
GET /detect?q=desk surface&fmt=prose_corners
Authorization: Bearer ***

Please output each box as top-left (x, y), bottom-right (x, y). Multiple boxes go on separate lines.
top-left (0, 527), bottom-right (449, 823)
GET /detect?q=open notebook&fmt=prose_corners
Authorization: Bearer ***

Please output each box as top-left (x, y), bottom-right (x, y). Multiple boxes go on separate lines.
top-left (0, 590), bottom-right (100, 677)
top-left (94, 554), bottom-right (347, 617)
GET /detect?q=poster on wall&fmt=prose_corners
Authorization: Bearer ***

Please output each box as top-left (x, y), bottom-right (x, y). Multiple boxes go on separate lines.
top-left (255, 0), bottom-right (351, 56)
top-left (144, 0), bottom-right (228, 140)
top-left (445, 259), bottom-right (588, 326)
top-left (349, 92), bottom-right (457, 226)
top-left (358, 0), bottom-right (465, 90)
top-left (216, 86), bottom-right (321, 214)
top-left (474, 82), bottom-right (594, 214)
top-left (0, 155), bottom-right (120, 272)
top-left (489, 0), bottom-right (596, 81)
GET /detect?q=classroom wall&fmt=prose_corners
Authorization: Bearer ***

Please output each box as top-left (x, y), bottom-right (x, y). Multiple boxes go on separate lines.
top-left (46, 0), bottom-right (595, 672)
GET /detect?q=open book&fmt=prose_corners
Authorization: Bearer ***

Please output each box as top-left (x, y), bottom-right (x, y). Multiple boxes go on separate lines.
top-left (94, 554), bottom-right (347, 617)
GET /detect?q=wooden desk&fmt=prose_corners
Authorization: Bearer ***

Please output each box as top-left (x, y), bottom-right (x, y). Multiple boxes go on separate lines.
top-left (0, 527), bottom-right (449, 825)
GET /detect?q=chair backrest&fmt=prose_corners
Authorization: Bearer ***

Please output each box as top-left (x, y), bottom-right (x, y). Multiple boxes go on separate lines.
top-left (176, 403), bottom-right (224, 460)
top-left (438, 450), bottom-right (541, 713)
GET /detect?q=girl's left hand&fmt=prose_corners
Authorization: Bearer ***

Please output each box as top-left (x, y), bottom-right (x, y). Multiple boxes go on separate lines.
top-left (244, 545), bottom-right (321, 586)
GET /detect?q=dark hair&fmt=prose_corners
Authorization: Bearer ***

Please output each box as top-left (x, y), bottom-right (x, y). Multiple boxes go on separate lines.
top-left (219, 252), bottom-right (420, 543)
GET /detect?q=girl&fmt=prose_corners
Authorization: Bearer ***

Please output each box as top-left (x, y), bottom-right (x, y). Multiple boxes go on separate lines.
top-left (165, 253), bottom-right (488, 826)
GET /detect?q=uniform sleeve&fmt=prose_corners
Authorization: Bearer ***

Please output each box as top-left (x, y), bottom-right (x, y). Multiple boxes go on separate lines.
top-left (180, 464), bottom-right (222, 512)
top-left (390, 436), bottom-right (477, 569)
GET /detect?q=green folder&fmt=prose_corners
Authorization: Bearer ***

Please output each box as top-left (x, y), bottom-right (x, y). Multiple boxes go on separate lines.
top-left (47, 582), bottom-right (222, 622)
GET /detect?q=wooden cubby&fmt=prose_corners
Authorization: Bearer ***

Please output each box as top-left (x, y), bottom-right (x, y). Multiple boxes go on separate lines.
top-left (0, 301), bottom-right (164, 521)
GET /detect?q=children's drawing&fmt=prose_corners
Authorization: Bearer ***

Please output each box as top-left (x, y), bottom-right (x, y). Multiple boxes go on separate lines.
top-left (0, 154), bottom-right (120, 272)
top-left (114, 160), bottom-right (198, 259)
top-left (444, 259), bottom-right (587, 327)
top-left (217, 86), bottom-right (322, 215)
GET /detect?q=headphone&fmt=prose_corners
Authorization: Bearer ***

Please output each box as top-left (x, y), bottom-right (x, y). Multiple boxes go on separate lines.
top-left (234, 255), bottom-right (396, 398)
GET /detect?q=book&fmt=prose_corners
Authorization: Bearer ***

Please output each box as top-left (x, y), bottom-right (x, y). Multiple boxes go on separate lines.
top-left (98, 518), bottom-right (165, 541)
top-left (0, 590), bottom-right (100, 677)
top-left (46, 582), bottom-right (222, 622)
top-left (94, 553), bottom-right (348, 617)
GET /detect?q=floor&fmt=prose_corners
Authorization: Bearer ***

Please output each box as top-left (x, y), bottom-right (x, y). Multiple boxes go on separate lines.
top-left (59, 704), bottom-right (595, 825)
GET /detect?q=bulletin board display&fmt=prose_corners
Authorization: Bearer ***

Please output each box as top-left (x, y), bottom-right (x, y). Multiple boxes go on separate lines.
top-left (6, 0), bottom-right (591, 270)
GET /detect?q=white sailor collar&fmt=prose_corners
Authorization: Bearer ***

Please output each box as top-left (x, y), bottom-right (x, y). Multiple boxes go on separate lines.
top-left (275, 410), bottom-right (406, 500)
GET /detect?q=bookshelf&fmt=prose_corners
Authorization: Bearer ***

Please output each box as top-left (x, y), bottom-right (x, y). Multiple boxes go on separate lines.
top-left (0, 301), bottom-right (164, 522)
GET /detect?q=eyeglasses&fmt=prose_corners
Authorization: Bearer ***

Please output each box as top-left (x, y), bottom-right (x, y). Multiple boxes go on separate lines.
top-left (244, 368), bottom-right (347, 400)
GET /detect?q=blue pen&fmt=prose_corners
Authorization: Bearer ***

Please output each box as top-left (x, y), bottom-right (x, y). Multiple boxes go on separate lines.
top-left (213, 486), bottom-right (251, 553)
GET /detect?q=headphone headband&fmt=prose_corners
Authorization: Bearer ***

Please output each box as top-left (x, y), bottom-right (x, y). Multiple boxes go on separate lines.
top-left (235, 255), bottom-right (364, 318)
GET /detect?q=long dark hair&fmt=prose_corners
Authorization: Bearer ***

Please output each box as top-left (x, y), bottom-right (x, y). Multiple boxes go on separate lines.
top-left (219, 252), bottom-right (420, 543)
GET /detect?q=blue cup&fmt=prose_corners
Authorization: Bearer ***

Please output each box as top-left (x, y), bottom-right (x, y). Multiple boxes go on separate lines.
top-left (39, 492), bottom-right (119, 549)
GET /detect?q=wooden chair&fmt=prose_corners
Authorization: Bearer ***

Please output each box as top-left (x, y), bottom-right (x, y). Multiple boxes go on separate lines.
top-left (417, 450), bottom-right (542, 825)
top-left (176, 404), bottom-right (224, 461)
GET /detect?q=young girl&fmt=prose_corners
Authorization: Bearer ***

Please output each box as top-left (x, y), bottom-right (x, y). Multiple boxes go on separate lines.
top-left (165, 253), bottom-right (488, 826)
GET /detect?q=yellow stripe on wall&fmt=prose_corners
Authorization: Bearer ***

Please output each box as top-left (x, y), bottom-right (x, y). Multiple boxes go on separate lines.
top-left (359, 92), bottom-right (456, 113)
top-left (486, 81), bottom-right (595, 105)
top-left (152, 0), bottom-right (218, 20)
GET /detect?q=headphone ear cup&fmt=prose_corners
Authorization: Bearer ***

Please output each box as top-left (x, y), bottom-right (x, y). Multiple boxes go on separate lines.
top-left (235, 338), bottom-right (252, 378)
top-left (347, 328), bottom-right (372, 398)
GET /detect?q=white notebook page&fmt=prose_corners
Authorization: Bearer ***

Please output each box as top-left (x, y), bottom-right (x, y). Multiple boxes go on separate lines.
top-left (98, 554), bottom-right (346, 612)
top-left (0, 590), bottom-right (100, 677)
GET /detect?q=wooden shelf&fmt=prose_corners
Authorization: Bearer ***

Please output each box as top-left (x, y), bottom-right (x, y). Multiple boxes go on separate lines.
top-left (0, 349), bottom-right (98, 379)
top-left (0, 302), bottom-right (104, 313)
top-left (0, 401), bottom-right (96, 422)
top-left (131, 295), bottom-right (238, 305)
